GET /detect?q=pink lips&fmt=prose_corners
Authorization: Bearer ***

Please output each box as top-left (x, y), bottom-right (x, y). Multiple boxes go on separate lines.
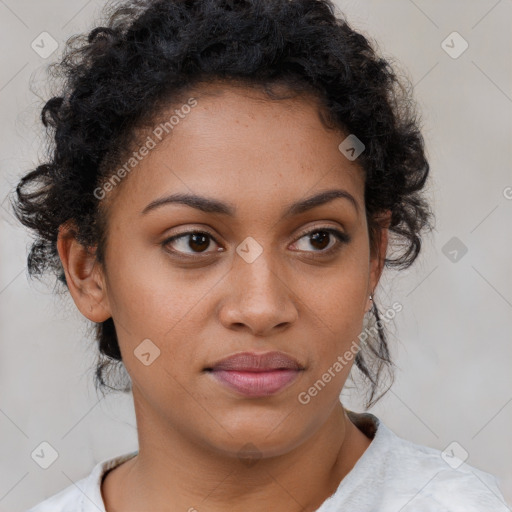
top-left (207, 351), bottom-right (304, 397)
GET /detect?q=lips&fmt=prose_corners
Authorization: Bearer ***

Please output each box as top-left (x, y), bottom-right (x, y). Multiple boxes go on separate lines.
top-left (206, 351), bottom-right (304, 397)
top-left (208, 351), bottom-right (303, 372)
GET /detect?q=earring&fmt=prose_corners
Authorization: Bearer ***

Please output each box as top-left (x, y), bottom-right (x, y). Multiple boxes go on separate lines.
top-left (367, 294), bottom-right (373, 313)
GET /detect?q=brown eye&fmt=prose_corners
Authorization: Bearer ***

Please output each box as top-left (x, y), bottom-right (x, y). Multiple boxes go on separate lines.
top-left (292, 228), bottom-right (350, 254)
top-left (309, 231), bottom-right (331, 250)
top-left (187, 233), bottom-right (210, 252)
top-left (163, 231), bottom-right (221, 255)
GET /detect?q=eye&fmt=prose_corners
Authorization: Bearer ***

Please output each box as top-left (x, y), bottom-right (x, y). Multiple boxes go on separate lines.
top-left (162, 230), bottom-right (222, 256)
top-left (162, 227), bottom-right (350, 260)
top-left (291, 227), bottom-right (350, 256)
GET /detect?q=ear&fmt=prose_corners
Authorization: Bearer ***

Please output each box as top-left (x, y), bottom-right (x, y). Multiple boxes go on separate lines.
top-left (56, 221), bottom-right (111, 323)
top-left (366, 210), bottom-right (392, 311)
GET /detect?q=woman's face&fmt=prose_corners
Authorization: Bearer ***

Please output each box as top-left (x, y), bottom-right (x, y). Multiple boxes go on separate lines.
top-left (74, 84), bottom-right (386, 458)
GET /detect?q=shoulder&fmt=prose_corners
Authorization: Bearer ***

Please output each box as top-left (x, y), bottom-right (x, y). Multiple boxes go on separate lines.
top-left (342, 411), bottom-right (509, 511)
top-left (25, 451), bottom-right (138, 512)
top-left (378, 423), bottom-right (509, 511)
top-left (414, 466), bottom-right (509, 511)
top-left (26, 480), bottom-right (87, 512)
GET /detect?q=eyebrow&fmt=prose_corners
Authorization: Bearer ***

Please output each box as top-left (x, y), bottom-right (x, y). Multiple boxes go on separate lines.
top-left (141, 188), bottom-right (359, 217)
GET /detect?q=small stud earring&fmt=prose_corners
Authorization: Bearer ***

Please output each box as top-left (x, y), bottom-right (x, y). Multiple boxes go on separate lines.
top-left (367, 294), bottom-right (373, 313)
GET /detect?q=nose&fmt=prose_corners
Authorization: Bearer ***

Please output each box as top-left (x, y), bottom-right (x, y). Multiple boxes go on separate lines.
top-left (217, 251), bottom-right (299, 337)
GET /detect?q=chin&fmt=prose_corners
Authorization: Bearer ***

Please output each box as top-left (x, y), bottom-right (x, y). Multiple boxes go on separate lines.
top-left (198, 414), bottom-right (310, 460)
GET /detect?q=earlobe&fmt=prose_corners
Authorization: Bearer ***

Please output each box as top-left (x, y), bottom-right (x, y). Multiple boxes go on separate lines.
top-left (56, 222), bottom-right (111, 323)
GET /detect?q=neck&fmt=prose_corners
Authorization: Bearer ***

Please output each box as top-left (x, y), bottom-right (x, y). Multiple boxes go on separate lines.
top-left (103, 394), bottom-right (372, 512)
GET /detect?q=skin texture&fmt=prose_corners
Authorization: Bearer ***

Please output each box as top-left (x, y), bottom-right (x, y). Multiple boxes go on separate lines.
top-left (57, 84), bottom-right (390, 512)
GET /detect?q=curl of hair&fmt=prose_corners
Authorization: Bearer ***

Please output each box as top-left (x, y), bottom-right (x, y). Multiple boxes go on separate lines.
top-left (12, 0), bottom-right (434, 408)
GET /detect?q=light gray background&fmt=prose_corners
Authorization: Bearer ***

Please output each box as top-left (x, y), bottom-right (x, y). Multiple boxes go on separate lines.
top-left (1, 0), bottom-right (511, 510)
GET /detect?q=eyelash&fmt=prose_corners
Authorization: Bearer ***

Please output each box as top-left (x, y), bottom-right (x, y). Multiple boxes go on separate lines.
top-left (162, 227), bottom-right (351, 260)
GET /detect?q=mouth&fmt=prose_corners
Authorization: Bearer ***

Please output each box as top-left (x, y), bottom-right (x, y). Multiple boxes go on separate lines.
top-left (205, 351), bottom-right (305, 398)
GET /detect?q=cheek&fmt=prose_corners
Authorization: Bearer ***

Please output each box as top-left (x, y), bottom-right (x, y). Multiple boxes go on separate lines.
top-left (104, 240), bottom-right (198, 330)
top-left (103, 245), bottom-right (222, 372)
top-left (295, 241), bottom-right (369, 323)
top-left (293, 275), bottom-right (368, 411)
top-left (291, 253), bottom-right (369, 380)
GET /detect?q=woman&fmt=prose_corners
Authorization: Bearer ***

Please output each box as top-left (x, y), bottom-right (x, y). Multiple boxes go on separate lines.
top-left (14, 0), bottom-right (507, 510)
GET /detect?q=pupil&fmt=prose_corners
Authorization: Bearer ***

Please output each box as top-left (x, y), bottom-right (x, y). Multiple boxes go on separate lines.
top-left (311, 231), bottom-right (329, 250)
top-left (190, 233), bottom-right (209, 252)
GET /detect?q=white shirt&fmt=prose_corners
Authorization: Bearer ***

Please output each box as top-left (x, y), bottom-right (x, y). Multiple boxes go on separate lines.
top-left (27, 411), bottom-right (510, 512)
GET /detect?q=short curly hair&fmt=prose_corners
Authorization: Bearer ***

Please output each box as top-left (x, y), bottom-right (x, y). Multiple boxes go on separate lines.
top-left (12, 0), bottom-right (433, 408)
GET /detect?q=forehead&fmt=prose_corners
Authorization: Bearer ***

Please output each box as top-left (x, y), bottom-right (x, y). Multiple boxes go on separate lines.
top-left (103, 83), bottom-right (365, 221)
